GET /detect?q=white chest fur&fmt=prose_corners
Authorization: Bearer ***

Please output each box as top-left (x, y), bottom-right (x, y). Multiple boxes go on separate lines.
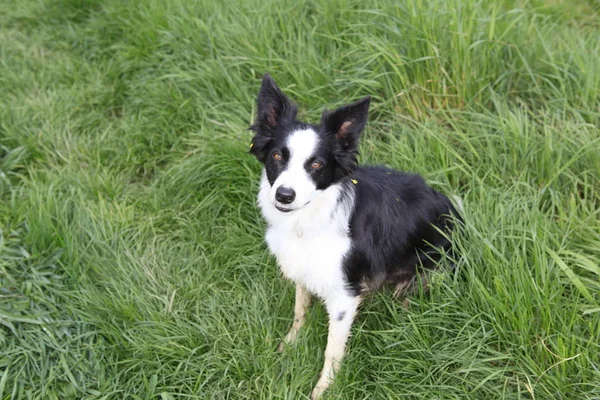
top-left (258, 172), bottom-right (354, 300)
top-left (265, 223), bottom-right (350, 299)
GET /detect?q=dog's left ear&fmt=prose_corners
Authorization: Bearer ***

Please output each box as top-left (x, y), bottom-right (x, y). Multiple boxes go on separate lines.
top-left (321, 96), bottom-right (370, 152)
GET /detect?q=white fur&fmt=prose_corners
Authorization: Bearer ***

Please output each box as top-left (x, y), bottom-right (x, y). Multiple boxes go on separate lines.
top-left (258, 128), bottom-right (359, 399)
top-left (278, 283), bottom-right (311, 352)
top-left (259, 171), bottom-right (354, 299)
top-left (267, 129), bottom-right (320, 211)
top-left (312, 295), bottom-right (361, 400)
top-left (258, 129), bottom-right (355, 301)
top-left (261, 171), bottom-right (358, 398)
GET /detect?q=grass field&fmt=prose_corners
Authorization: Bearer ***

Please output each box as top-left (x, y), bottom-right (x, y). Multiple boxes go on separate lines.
top-left (1, 0), bottom-right (599, 398)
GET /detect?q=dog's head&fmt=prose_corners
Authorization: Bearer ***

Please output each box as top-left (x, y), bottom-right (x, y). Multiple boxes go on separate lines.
top-left (249, 74), bottom-right (370, 213)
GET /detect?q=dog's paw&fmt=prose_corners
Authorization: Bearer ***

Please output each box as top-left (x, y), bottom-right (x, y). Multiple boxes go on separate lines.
top-left (277, 328), bottom-right (300, 352)
top-left (311, 384), bottom-right (327, 400)
top-left (311, 375), bottom-right (331, 400)
top-left (276, 341), bottom-right (286, 353)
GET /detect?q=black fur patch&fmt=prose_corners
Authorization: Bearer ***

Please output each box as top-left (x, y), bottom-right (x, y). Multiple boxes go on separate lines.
top-left (342, 167), bottom-right (461, 296)
top-left (249, 74), bottom-right (370, 190)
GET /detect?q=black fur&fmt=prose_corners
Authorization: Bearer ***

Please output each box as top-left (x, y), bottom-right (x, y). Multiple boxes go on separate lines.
top-left (250, 74), bottom-right (371, 188)
top-left (250, 74), bottom-right (460, 298)
top-left (320, 96), bottom-right (370, 180)
top-left (249, 74), bottom-right (299, 163)
top-left (342, 167), bottom-right (459, 296)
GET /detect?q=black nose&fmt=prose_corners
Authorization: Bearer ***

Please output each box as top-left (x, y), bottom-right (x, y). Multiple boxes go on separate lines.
top-left (275, 186), bottom-right (296, 204)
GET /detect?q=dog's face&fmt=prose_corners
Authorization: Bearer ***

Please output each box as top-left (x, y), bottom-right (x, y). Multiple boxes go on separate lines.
top-left (250, 74), bottom-right (370, 213)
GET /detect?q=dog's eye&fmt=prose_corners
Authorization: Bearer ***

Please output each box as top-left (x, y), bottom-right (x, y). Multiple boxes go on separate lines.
top-left (273, 153), bottom-right (283, 161)
top-left (311, 161), bottom-right (322, 169)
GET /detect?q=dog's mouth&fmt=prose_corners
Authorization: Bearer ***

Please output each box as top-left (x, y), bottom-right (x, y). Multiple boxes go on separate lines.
top-left (274, 201), bottom-right (310, 213)
top-left (275, 205), bottom-right (294, 213)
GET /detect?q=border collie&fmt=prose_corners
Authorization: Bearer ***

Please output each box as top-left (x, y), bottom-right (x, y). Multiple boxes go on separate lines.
top-left (249, 74), bottom-right (461, 399)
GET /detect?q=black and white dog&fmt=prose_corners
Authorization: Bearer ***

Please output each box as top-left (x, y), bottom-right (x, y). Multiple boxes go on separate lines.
top-left (249, 74), bottom-right (461, 399)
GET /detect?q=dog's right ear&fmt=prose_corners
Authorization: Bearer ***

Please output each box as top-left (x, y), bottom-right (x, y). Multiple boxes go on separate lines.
top-left (249, 74), bottom-right (297, 162)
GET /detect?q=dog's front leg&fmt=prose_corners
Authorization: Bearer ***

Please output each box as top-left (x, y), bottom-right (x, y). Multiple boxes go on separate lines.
top-left (278, 283), bottom-right (311, 351)
top-left (311, 295), bottom-right (361, 399)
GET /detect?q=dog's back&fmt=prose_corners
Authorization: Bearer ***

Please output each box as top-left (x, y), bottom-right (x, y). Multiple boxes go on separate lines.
top-left (343, 166), bottom-right (460, 296)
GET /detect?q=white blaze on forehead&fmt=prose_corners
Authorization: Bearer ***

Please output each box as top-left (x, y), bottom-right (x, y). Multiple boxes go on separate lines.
top-left (270, 128), bottom-right (319, 208)
top-left (286, 128), bottom-right (319, 166)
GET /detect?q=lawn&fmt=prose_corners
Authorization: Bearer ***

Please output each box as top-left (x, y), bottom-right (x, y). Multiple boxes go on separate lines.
top-left (1, 0), bottom-right (599, 398)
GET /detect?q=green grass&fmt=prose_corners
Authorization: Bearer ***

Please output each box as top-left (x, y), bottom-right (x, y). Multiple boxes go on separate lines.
top-left (1, 0), bottom-right (599, 398)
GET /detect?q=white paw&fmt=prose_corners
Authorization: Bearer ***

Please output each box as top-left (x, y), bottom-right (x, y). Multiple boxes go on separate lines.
top-left (276, 341), bottom-right (286, 353)
top-left (311, 384), bottom-right (327, 400)
top-left (311, 376), bottom-right (331, 400)
top-left (277, 329), bottom-right (299, 352)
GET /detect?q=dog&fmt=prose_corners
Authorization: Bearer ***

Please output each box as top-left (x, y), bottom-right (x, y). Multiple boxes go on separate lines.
top-left (249, 74), bottom-right (461, 399)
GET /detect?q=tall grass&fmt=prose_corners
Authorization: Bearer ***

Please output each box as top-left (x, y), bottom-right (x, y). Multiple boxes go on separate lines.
top-left (1, 0), bottom-right (599, 398)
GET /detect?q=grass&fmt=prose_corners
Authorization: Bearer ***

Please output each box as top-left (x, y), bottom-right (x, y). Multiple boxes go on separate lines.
top-left (1, 0), bottom-right (599, 398)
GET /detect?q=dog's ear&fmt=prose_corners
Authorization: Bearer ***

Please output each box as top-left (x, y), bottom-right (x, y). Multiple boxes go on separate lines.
top-left (321, 96), bottom-right (370, 176)
top-left (321, 96), bottom-right (370, 152)
top-left (249, 74), bottom-right (298, 162)
top-left (252, 74), bottom-right (297, 134)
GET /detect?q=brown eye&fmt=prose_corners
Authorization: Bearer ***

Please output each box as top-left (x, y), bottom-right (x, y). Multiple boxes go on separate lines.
top-left (273, 153), bottom-right (283, 161)
top-left (311, 161), bottom-right (322, 169)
